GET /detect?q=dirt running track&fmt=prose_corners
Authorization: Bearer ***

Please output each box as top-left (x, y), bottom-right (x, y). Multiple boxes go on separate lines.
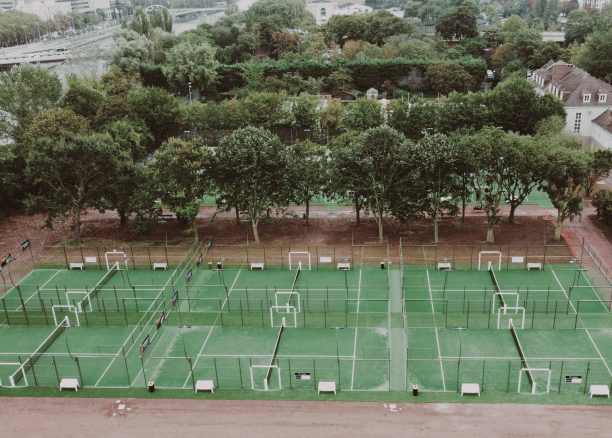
top-left (0, 397), bottom-right (610, 438)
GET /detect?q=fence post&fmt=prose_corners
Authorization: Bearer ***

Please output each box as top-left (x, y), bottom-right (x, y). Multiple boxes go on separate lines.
top-left (63, 246), bottom-right (69, 268)
top-left (214, 358), bottom-right (219, 388)
top-left (76, 357), bottom-right (85, 387)
top-left (103, 301), bottom-right (109, 326)
top-left (558, 361), bottom-right (564, 394)
top-left (53, 355), bottom-right (60, 386)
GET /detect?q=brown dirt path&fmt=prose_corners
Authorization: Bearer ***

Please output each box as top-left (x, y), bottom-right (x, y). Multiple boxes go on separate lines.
top-left (1, 397), bottom-right (611, 438)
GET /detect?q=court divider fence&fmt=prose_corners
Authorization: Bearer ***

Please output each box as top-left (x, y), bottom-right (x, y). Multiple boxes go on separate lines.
top-left (406, 358), bottom-right (612, 395)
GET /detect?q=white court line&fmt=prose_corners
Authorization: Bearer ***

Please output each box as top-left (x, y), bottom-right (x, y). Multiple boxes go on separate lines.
top-left (550, 267), bottom-right (612, 378)
top-left (575, 270), bottom-right (609, 312)
top-left (350, 269), bottom-right (362, 390)
top-left (132, 325), bottom-right (177, 384)
top-left (182, 264), bottom-right (243, 388)
top-left (16, 269), bottom-right (61, 311)
top-left (442, 356), bottom-right (603, 360)
top-left (426, 265), bottom-right (446, 391)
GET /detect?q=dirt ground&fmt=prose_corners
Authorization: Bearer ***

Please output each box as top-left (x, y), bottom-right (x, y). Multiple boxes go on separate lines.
top-left (0, 397), bottom-right (610, 438)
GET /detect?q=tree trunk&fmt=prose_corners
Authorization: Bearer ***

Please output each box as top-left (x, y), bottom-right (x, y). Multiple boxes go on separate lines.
top-left (378, 218), bottom-right (384, 244)
top-left (508, 202), bottom-right (517, 223)
top-left (553, 210), bottom-right (564, 240)
top-left (355, 195), bottom-right (360, 225)
top-left (75, 208), bottom-right (82, 245)
top-left (252, 220), bottom-right (260, 243)
top-left (461, 193), bottom-right (466, 224)
top-left (235, 206), bottom-right (240, 225)
top-left (191, 217), bottom-right (199, 244)
top-left (434, 219), bottom-right (439, 243)
top-left (305, 200), bottom-right (310, 225)
top-left (119, 209), bottom-right (127, 226)
top-left (486, 224), bottom-right (494, 243)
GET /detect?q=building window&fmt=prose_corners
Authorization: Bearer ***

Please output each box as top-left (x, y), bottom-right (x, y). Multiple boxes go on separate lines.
top-left (583, 94), bottom-right (591, 103)
top-left (574, 113), bottom-right (581, 133)
top-left (599, 94), bottom-right (607, 102)
top-left (321, 7), bottom-right (326, 17)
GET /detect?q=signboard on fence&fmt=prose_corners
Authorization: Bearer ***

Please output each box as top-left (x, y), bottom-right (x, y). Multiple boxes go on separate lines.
top-left (20, 239), bottom-right (30, 253)
top-left (156, 311), bottom-right (166, 330)
top-left (207, 239), bottom-right (212, 250)
top-left (171, 291), bottom-right (179, 308)
top-left (1, 253), bottom-right (12, 268)
top-left (186, 268), bottom-right (193, 285)
top-left (140, 334), bottom-right (151, 355)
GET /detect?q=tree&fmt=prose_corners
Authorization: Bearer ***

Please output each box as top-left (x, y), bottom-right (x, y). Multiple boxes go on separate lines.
top-left (0, 64), bottom-right (62, 144)
top-left (241, 91), bottom-right (292, 129)
top-left (435, 7), bottom-right (479, 42)
top-left (162, 41), bottom-right (219, 90)
top-left (565, 9), bottom-right (594, 45)
top-left (103, 120), bottom-right (152, 160)
top-left (0, 145), bottom-right (25, 215)
top-left (25, 133), bottom-right (130, 244)
top-left (459, 128), bottom-right (508, 243)
top-left (290, 93), bottom-right (321, 130)
top-left (128, 7), bottom-right (149, 36)
top-left (328, 126), bottom-right (415, 243)
top-left (340, 98), bottom-right (384, 132)
top-left (323, 14), bottom-right (368, 46)
top-left (427, 62), bottom-right (474, 95)
top-left (290, 141), bottom-right (327, 225)
top-left (413, 133), bottom-right (460, 243)
top-left (214, 127), bottom-right (291, 243)
top-left (541, 146), bottom-right (591, 240)
top-left (326, 67), bottom-right (354, 94)
top-left (148, 137), bottom-right (213, 242)
top-left (110, 29), bottom-right (155, 73)
top-left (21, 108), bottom-right (90, 151)
top-left (127, 87), bottom-right (181, 146)
top-left (585, 150), bottom-right (612, 197)
top-left (575, 28), bottom-right (612, 83)
top-left (593, 187), bottom-right (612, 228)
top-left (61, 75), bottom-right (105, 122)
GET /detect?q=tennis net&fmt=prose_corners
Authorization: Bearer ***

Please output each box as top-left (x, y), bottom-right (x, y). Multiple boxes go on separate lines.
top-left (9, 317), bottom-right (68, 386)
top-left (79, 262), bottom-right (119, 311)
top-left (265, 317), bottom-right (285, 390)
top-left (509, 320), bottom-right (535, 392)
top-left (488, 264), bottom-right (506, 310)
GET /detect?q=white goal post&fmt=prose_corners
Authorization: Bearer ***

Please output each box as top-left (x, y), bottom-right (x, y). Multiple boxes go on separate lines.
top-left (518, 368), bottom-right (551, 394)
top-left (275, 292), bottom-right (301, 313)
top-left (288, 252), bottom-right (311, 271)
top-left (479, 251), bottom-right (502, 270)
top-left (492, 291), bottom-right (519, 314)
top-left (498, 307), bottom-right (526, 329)
top-left (105, 251), bottom-right (128, 270)
top-left (269, 306), bottom-right (297, 327)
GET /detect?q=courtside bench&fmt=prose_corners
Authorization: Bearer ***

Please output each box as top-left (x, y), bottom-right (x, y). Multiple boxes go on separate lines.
top-left (437, 262), bottom-right (451, 270)
top-left (461, 383), bottom-right (480, 396)
top-left (153, 263), bottom-right (168, 270)
top-left (195, 380), bottom-right (214, 393)
top-left (527, 263), bottom-right (542, 270)
top-left (251, 263), bottom-right (265, 270)
top-left (590, 385), bottom-right (610, 398)
top-left (59, 378), bottom-right (79, 391)
top-left (69, 263), bottom-right (84, 270)
top-left (337, 263), bottom-right (350, 271)
top-left (318, 381), bottom-right (336, 394)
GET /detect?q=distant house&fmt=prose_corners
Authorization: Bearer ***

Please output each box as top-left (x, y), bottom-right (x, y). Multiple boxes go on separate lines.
top-left (592, 110), bottom-right (612, 150)
top-left (366, 88), bottom-right (378, 100)
top-left (306, 0), bottom-right (373, 25)
top-left (531, 61), bottom-right (612, 149)
top-left (332, 91), bottom-right (356, 101)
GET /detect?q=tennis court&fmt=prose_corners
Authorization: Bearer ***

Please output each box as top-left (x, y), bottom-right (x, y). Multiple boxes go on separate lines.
top-left (403, 244), bottom-right (612, 395)
top-left (0, 242), bottom-right (392, 392)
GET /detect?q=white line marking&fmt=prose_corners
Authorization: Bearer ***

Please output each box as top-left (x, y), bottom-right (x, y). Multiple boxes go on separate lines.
top-left (575, 270), bottom-right (608, 312)
top-left (182, 263), bottom-right (244, 388)
top-left (549, 266), bottom-right (612, 378)
top-left (426, 263), bottom-right (446, 391)
top-left (16, 270), bottom-right (61, 311)
top-left (350, 269), bottom-right (362, 390)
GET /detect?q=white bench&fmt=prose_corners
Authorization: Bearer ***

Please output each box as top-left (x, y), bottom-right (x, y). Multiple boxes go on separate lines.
top-left (461, 383), bottom-right (480, 396)
top-left (337, 263), bottom-right (351, 271)
top-left (153, 263), bottom-right (168, 270)
top-left (590, 385), bottom-right (610, 398)
top-left (527, 263), bottom-right (542, 270)
top-left (69, 263), bottom-right (84, 270)
top-left (438, 263), bottom-right (451, 270)
top-left (195, 380), bottom-right (214, 393)
top-left (318, 381), bottom-right (336, 394)
top-left (59, 378), bottom-right (79, 391)
top-left (251, 263), bottom-right (265, 270)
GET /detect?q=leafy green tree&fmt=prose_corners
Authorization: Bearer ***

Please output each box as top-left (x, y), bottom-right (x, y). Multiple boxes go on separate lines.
top-left (565, 9), bottom-right (594, 45)
top-left (593, 187), bottom-right (612, 228)
top-left (127, 87), bottom-right (181, 146)
top-left (61, 75), bottom-right (105, 122)
top-left (541, 146), bottom-right (591, 240)
top-left (340, 98), bottom-right (384, 132)
top-left (128, 7), bottom-right (149, 36)
top-left (103, 120), bottom-right (152, 160)
top-left (0, 145), bottom-right (25, 215)
top-left (242, 91), bottom-right (292, 129)
top-left (290, 141), bottom-right (327, 224)
top-left (214, 127), bottom-right (291, 243)
top-left (162, 41), bottom-right (219, 90)
top-left (413, 133), bottom-right (460, 243)
top-left (111, 29), bottom-right (155, 73)
top-left (323, 14), bottom-right (368, 45)
top-left (438, 92), bottom-right (491, 134)
top-left (388, 99), bottom-right (440, 142)
top-left (25, 133), bottom-right (130, 244)
top-left (575, 28), bottom-right (612, 83)
top-left (0, 64), bottom-right (62, 144)
top-left (435, 6), bottom-right (479, 42)
top-left (328, 126), bottom-right (415, 242)
top-left (148, 137), bottom-right (213, 242)
top-left (427, 61), bottom-right (474, 95)
top-left (320, 99), bottom-right (344, 138)
top-left (585, 150), bottom-right (612, 197)
top-left (21, 108), bottom-right (90, 152)
top-left (459, 128), bottom-right (508, 243)
top-left (105, 160), bottom-right (146, 227)
top-left (326, 67), bottom-right (354, 94)
top-left (290, 93), bottom-right (321, 130)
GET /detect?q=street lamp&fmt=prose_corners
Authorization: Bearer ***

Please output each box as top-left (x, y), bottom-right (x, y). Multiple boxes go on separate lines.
top-left (21, 26), bottom-right (28, 45)
top-left (10, 24), bottom-right (17, 46)
top-left (188, 82), bottom-right (192, 105)
top-left (35, 22), bottom-right (41, 42)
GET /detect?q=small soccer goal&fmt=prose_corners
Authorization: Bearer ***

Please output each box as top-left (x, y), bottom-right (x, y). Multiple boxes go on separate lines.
top-left (288, 252), bottom-right (311, 271)
top-left (105, 250), bottom-right (128, 270)
top-left (479, 251), bottom-right (502, 271)
top-left (269, 306), bottom-right (297, 327)
top-left (498, 307), bottom-right (526, 329)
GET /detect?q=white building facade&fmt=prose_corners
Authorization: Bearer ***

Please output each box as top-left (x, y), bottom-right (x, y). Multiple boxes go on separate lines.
top-left (306, 0), bottom-right (373, 25)
top-left (15, 0), bottom-right (71, 19)
top-left (531, 61), bottom-right (612, 149)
